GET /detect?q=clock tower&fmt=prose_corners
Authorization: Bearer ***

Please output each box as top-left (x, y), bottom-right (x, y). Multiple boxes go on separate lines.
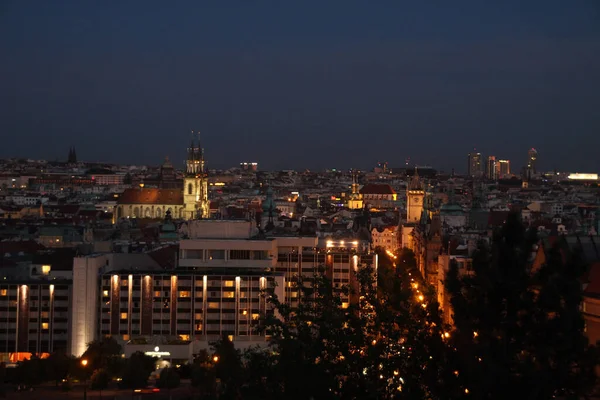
top-left (183, 132), bottom-right (210, 220)
top-left (406, 172), bottom-right (424, 223)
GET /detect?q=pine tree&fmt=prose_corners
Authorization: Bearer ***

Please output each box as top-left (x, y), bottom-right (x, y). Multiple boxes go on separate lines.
top-left (444, 212), bottom-right (599, 399)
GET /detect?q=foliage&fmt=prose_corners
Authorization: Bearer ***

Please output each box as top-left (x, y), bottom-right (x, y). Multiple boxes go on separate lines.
top-left (15, 355), bottom-right (44, 387)
top-left (157, 367), bottom-right (180, 389)
top-left (119, 351), bottom-right (155, 389)
top-left (190, 350), bottom-right (217, 398)
top-left (44, 351), bottom-right (73, 386)
top-left (444, 212), bottom-right (599, 398)
top-left (81, 336), bottom-right (122, 372)
top-left (247, 260), bottom-right (448, 399)
top-left (90, 368), bottom-right (110, 391)
top-left (212, 335), bottom-right (243, 398)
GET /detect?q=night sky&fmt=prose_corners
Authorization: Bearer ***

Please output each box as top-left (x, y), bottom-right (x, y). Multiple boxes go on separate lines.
top-left (1, 1), bottom-right (599, 173)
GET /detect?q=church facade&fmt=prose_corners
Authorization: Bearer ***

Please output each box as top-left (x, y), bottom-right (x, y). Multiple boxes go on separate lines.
top-left (114, 135), bottom-right (209, 222)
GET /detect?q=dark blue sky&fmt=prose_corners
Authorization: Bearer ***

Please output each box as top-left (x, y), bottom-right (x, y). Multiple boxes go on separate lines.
top-left (1, 1), bottom-right (599, 172)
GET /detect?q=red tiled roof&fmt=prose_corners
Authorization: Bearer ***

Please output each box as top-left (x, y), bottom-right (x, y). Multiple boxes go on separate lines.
top-left (118, 188), bottom-right (183, 205)
top-left (360, 184), bottom-right (396, 195)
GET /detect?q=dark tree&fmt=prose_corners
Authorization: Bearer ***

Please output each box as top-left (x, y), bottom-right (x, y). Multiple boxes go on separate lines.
top-left (82, 336), bottom-right (122, 372)
top-left (157, 367), bottom-right (180, 389)
top-left (190, 350), bottom-right (217, 398)
top-left (90, 368), bottom-right (110, 399)
top-left (444, 213), bottom-right (599, 399)
top-left (212, 334), bottom-right (243, 398)
top-left (44, 351), bottom-right (73, 386)
top-left (120, 351), bottom-right (155, 389)
top-left (16, 356), bottom-right (44, 387)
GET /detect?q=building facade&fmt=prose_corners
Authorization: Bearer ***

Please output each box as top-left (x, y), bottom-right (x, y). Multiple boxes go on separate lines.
top-left (0, 279), bottom-right (71, 363)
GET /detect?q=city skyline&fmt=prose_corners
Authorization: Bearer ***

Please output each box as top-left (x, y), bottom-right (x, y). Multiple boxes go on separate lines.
top-left (1, 2), bottom-right (599, 172)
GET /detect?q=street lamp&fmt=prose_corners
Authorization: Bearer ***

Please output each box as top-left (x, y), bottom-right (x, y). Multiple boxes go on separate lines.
top-left (81, 359), bottom-right (88, 400)
top-left (212, 355), bottom-right (219, 363)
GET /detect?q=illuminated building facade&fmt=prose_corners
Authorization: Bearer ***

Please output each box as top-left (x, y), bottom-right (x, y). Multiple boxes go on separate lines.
top-left (371, 226), bottom-right (400, 254)
top-left (0, 280), bottom-right (71, 362)
top-left (402, 173), bottom-right (425, 249)
top-left (114, 135), bottom-right (209, 222)
top-left (70, 220), bottom-right (373, 357)
top-left (97, 271), bottom-right (283, 344)
top-left (467, 151), bottom-right (483, 177)
top-left (498, 159), bottom-right (511, 178)
top-left (183, 133), bottom-right (210, 220)
top-left (347, 170), bottom-right (364, 210)
top-left (486, 156), bottom-right (498, 180)
top-left (359, 184), bottom-right (397, 209)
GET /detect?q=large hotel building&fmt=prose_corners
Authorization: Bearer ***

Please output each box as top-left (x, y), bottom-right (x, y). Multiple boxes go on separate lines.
top-left (66, 219), bottom-right (373, 359)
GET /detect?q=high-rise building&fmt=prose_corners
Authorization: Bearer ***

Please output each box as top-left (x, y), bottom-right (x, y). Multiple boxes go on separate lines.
top-left (527, 148), bottom-right (538, 174)
top-left (486, 156), bottom-right (498, 180)
top-left (240, 162), bottom-right (258, 171)
top-left (467, 151), bottom-right (483, 177)
top-left (498, 159), bottom-right (510, 178)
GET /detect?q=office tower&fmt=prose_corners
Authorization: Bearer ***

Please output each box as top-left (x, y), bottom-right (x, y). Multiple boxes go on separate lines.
top-left (467, 151), bottom-right (483, 177)
top-left (487, 156), bottom-right (498, 180)
top-left (498, 159), bottom-right (510, 178)
top-left (527, 148), bottom-right (538, 174)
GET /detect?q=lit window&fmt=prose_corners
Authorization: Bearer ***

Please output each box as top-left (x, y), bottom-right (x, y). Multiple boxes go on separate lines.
top-left (121, 280), bottom-right (127, 286)
top-left (42, 322), bottom-right (49, 330)
top-left (252, 313), bottom-right (260, 320)
top-left (242, 310), bottom-right (248, 315)
top-left (195, 323), bottom-right (203, 331)
top-left (224, 292), bottom-right (235, 298)
top-left (154, 291), bottom-right (161, 297)
top-left (41, 265), bottom-right (51, 275)
top-left (208, 302), bottom-right (219, 309)
top-left (228, 335), bottom-right (234, 342)
top-left (120, 312), bottom-right (128, 319)
top-left (0, 289), bottom-right (6, 296)
top-left (179, 291), bottom-right (190, 298)
top-left (122, 334), bottom-right (130, 341)
top-left (194, 313), bottom-right (202, 320)
top-left (224, 281), bottom-right (234, 287)
top-left (180, 334), bottom-right (190, 341)
top-left (342, 302), bottom-right (349, 309)
top-left (41, 312), bottom-right (49, 318)
top-left (103, 290), bottom-right (109, 297)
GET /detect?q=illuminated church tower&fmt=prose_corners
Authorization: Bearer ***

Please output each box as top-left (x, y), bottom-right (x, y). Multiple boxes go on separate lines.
top-left (183, 132), bottom-right (209, 219)
top-left (406, 171), bottom-right (424, 223)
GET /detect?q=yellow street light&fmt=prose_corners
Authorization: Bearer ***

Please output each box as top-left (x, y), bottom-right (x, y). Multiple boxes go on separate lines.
top-left (81, 359), bottom-right (88, 367)
top-left (212, 355), bottom-right (219, 363)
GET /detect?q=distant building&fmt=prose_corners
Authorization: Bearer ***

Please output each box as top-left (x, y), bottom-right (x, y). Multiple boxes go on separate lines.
top-left (346, 171), bottom-right (363, 210)
top-left (486, 156), bottom-right (498, 180)
top-left (498, 159), bottom-right (511, 178)
top-left (371, 226), bottom-right (399, 254)
top-left (359, 184), bottom-right (397, 209)
top-left (527, 148), bottom-right (538, 175)
top-left (240, 162), bottom-right (258, 171)
top-left (114, 135), bottom-right (209, 221)
top-left (467, 151), bottom-right (483, 177)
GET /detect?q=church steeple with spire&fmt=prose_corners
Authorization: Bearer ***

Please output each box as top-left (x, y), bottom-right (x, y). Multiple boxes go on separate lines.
top-left (67, 146), bottom-right (77, 164)
top-left (183, 131), bottom-right (209, 220)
